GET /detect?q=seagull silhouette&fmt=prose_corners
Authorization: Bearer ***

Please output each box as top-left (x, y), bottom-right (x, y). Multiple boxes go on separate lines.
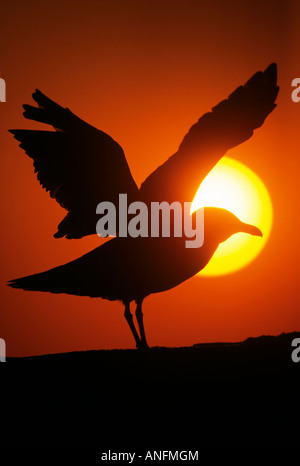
top-left (8, 64), bottom-right (278, 349)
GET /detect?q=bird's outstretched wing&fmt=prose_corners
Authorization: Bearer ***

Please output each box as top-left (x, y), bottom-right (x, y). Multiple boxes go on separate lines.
top-left (10, 90), bottom-right (139, 239)
top-left (140, 63), bottom-right (279, 204)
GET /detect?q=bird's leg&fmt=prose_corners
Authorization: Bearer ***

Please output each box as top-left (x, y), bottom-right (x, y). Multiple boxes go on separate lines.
top-left (124, 302), bottom-right (142, 349)
top-left (135, 299), bottom-right (149, 349)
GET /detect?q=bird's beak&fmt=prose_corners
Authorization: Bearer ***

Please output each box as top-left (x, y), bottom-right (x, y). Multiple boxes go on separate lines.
top-left (240, 222), bottom-right (263, 237)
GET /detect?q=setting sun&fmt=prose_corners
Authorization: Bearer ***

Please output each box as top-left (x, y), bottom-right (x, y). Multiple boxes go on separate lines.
top-left (191, 157), bottom-right (273, 276)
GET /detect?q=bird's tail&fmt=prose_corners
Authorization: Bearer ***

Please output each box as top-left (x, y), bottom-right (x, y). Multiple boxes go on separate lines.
top-left (7, 255), bottom-right (107, 298)
top-left (8, 269), bottom-right (62, 293)
top-left (8, 240), bottom-right (120, 299)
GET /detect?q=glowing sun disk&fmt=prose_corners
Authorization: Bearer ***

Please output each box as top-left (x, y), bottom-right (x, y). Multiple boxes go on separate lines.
top-left (191, 156), bottom-right (273, 276)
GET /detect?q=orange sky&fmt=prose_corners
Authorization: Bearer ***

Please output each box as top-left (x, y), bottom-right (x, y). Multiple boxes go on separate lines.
top-left (1, 0), bottom-right (300, 356)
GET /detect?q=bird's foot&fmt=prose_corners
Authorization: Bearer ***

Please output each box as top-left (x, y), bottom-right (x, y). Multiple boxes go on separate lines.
top-left (136, 341), bottom-right (150, 351)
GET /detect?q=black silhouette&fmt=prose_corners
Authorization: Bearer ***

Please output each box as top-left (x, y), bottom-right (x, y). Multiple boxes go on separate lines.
top-left (8, 64), bottom-right (279, 349)
top-left (5, 331), bottom-right (300, 448)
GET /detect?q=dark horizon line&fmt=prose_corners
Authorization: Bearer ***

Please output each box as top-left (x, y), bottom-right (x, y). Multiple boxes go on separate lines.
top-left (6, 330), bottom-right (300, 360)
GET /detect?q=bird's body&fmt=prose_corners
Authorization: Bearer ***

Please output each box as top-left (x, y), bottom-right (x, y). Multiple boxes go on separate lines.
top-left (8, 64), bottom-right (279, 348)
top-left (8, 227), bottom-right (213, 302)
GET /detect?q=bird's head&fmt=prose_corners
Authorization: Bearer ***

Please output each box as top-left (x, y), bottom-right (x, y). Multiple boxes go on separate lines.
top-left (203, 207), bottom-right (262, 245)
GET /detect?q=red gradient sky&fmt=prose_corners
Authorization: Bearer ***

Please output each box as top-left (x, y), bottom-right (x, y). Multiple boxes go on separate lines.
top-left (1, 0), bottom-right (299, 356)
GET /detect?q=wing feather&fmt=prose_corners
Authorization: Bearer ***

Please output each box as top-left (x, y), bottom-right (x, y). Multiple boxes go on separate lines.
top-left (10, 90), bottom-right (138, 238)
top-left (140, 63), bottom-right (279, 204)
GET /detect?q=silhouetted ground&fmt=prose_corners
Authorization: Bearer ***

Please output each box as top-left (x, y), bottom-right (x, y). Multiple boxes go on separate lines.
top-left (4, 332), bottom-right (300, 447)
top-left (7, 331), bottom-right (299, 379)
